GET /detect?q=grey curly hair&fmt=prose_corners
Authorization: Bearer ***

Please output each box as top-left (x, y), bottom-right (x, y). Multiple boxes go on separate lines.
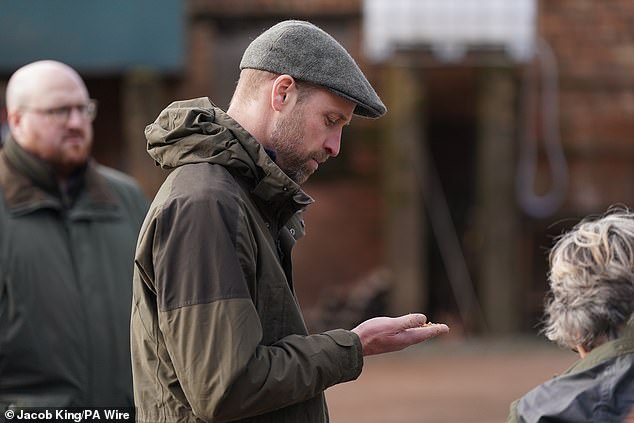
top-left (543, 208), bottom-right (634, 351)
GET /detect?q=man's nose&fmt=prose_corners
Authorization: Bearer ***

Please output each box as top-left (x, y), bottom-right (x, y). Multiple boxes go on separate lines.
top-left (66, 107), bottom-right (85, 127)
top-left (324, 130), bottom-right (342, 157)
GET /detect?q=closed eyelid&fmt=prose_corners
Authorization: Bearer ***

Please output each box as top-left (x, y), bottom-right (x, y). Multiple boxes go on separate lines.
top-left (335, 113), bottom-right (352, 126)
top-left (324, 116), bottom-right (337, 127)
top-left (327, 113), bottom-right (351, 127)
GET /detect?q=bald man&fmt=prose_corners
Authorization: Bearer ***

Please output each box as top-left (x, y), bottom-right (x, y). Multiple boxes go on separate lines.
top-left (0, 61), bottom-right (148, 408)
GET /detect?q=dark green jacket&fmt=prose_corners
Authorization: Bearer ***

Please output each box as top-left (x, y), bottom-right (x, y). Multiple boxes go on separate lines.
top-left (131, 98), bottom-right (363, 423)
top-left (507, 324), bottom-right (634, 423)
top-left (0, 137), bottom-right (148, 407)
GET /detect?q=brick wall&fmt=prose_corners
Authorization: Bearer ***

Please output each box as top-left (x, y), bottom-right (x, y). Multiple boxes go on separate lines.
top-left (539, 0), bottom-right (634, 213)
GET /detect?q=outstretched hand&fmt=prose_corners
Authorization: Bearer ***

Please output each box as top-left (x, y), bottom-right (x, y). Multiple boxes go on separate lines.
top-left (351, 313), bottom-right (449, 356)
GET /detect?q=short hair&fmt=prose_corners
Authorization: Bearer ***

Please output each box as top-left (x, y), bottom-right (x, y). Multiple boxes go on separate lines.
top-left (6, 60), bottom-right (86, 113)
top-left (230, 69), bottom-right (319, 109)
top-left (543, 208), bottom-right (634, 351)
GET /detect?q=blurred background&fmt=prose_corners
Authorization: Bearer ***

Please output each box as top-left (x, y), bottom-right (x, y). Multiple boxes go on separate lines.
top-left (1, 0), bottom-right (632, 421)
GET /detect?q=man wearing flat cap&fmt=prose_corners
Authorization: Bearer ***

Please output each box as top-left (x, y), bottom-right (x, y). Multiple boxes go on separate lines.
top-left (131, 20), bottom-right (449, 422)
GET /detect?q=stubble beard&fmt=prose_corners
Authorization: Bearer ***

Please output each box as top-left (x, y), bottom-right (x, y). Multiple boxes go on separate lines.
top-left (54, 129), bottom-right (92, 176)
top-left (269, 108), bottom-right (313, 185)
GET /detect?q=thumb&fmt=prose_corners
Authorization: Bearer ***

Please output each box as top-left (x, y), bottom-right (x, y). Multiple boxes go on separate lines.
top-left (399, 313), bottom-right (427, 329)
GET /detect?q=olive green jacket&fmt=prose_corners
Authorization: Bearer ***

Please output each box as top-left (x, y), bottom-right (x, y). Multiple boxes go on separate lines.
top-left (0, 136), bottom-right (148, 407)
top-left (131, 98), bottom-right (363, 423)
top-left (507, 324), bottom-right (634, 423)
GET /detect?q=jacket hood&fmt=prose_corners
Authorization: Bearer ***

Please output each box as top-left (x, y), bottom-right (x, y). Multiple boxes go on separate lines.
top-left (145, 97), bottom-right (313, 213)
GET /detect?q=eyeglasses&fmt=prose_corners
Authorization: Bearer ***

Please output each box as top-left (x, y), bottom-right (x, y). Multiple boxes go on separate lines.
top-left (22, 99), bottom-right (98, 124)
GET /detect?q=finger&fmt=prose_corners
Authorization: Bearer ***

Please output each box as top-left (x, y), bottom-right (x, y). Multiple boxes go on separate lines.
top-left (407, 323), bottom-right (450, 337)
top-left (393, 323), bottom-right (449, 350)
top-left (399, 313), bottom-right (427, 330)
top-left (427, 323), bottom-right (450, 333)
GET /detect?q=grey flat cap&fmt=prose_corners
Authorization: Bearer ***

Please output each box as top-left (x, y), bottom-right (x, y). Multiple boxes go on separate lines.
top-left (240, 20), bottom-right (386, 119)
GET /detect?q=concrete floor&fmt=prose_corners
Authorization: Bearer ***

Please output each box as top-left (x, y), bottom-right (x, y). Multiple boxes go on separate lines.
top-left (325, 337), bottom-right (578, 423)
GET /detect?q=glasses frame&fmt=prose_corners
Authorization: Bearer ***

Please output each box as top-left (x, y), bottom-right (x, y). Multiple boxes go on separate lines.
top-left (21, 99), bottom-right (98, 124)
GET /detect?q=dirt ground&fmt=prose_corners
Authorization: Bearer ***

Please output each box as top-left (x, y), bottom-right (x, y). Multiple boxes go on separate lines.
top-left (325, 336), bottom-right (577, 423)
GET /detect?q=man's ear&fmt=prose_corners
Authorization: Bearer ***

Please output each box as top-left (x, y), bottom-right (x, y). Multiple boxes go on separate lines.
top-left (271, 74), bottom-right (297, 112)
top-left (7, 110), bottom-right (23, 139)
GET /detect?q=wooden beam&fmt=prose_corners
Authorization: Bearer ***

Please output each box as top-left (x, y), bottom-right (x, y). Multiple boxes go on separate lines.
top-left (476, 67), bottom-right (521, 334)
top-left (381, 62), bottom-right (427, 316)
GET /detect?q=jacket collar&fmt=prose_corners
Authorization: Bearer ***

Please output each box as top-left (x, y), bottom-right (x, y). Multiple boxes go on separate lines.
top-left (566, 323), bottom-right (634, 374)
top-left (145, 97), bottom-right (313, 226)
top-left (0, 135), bottom-right (121, 219)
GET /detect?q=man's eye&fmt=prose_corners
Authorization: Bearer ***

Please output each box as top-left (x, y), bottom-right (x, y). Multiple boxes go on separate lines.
top-left (325, 118), bottom-right (336, 127)
top-left (50, 107), bottom-right (71, 117)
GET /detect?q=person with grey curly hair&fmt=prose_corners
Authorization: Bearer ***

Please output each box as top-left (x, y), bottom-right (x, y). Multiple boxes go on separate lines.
top-left (508, 209), bottom-right (634, 423)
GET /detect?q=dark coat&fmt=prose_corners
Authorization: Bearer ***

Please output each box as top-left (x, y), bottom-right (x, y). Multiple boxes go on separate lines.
top-left (508, 324), bottom-right (634, 423)
top-left (132, 98), bottom-right (363, 422)
top-left (0, 136), bottom-right (148, 407)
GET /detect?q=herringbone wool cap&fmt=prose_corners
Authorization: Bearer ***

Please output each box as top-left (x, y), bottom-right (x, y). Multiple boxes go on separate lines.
top-left (240, 20), bottom-right (386, 118)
